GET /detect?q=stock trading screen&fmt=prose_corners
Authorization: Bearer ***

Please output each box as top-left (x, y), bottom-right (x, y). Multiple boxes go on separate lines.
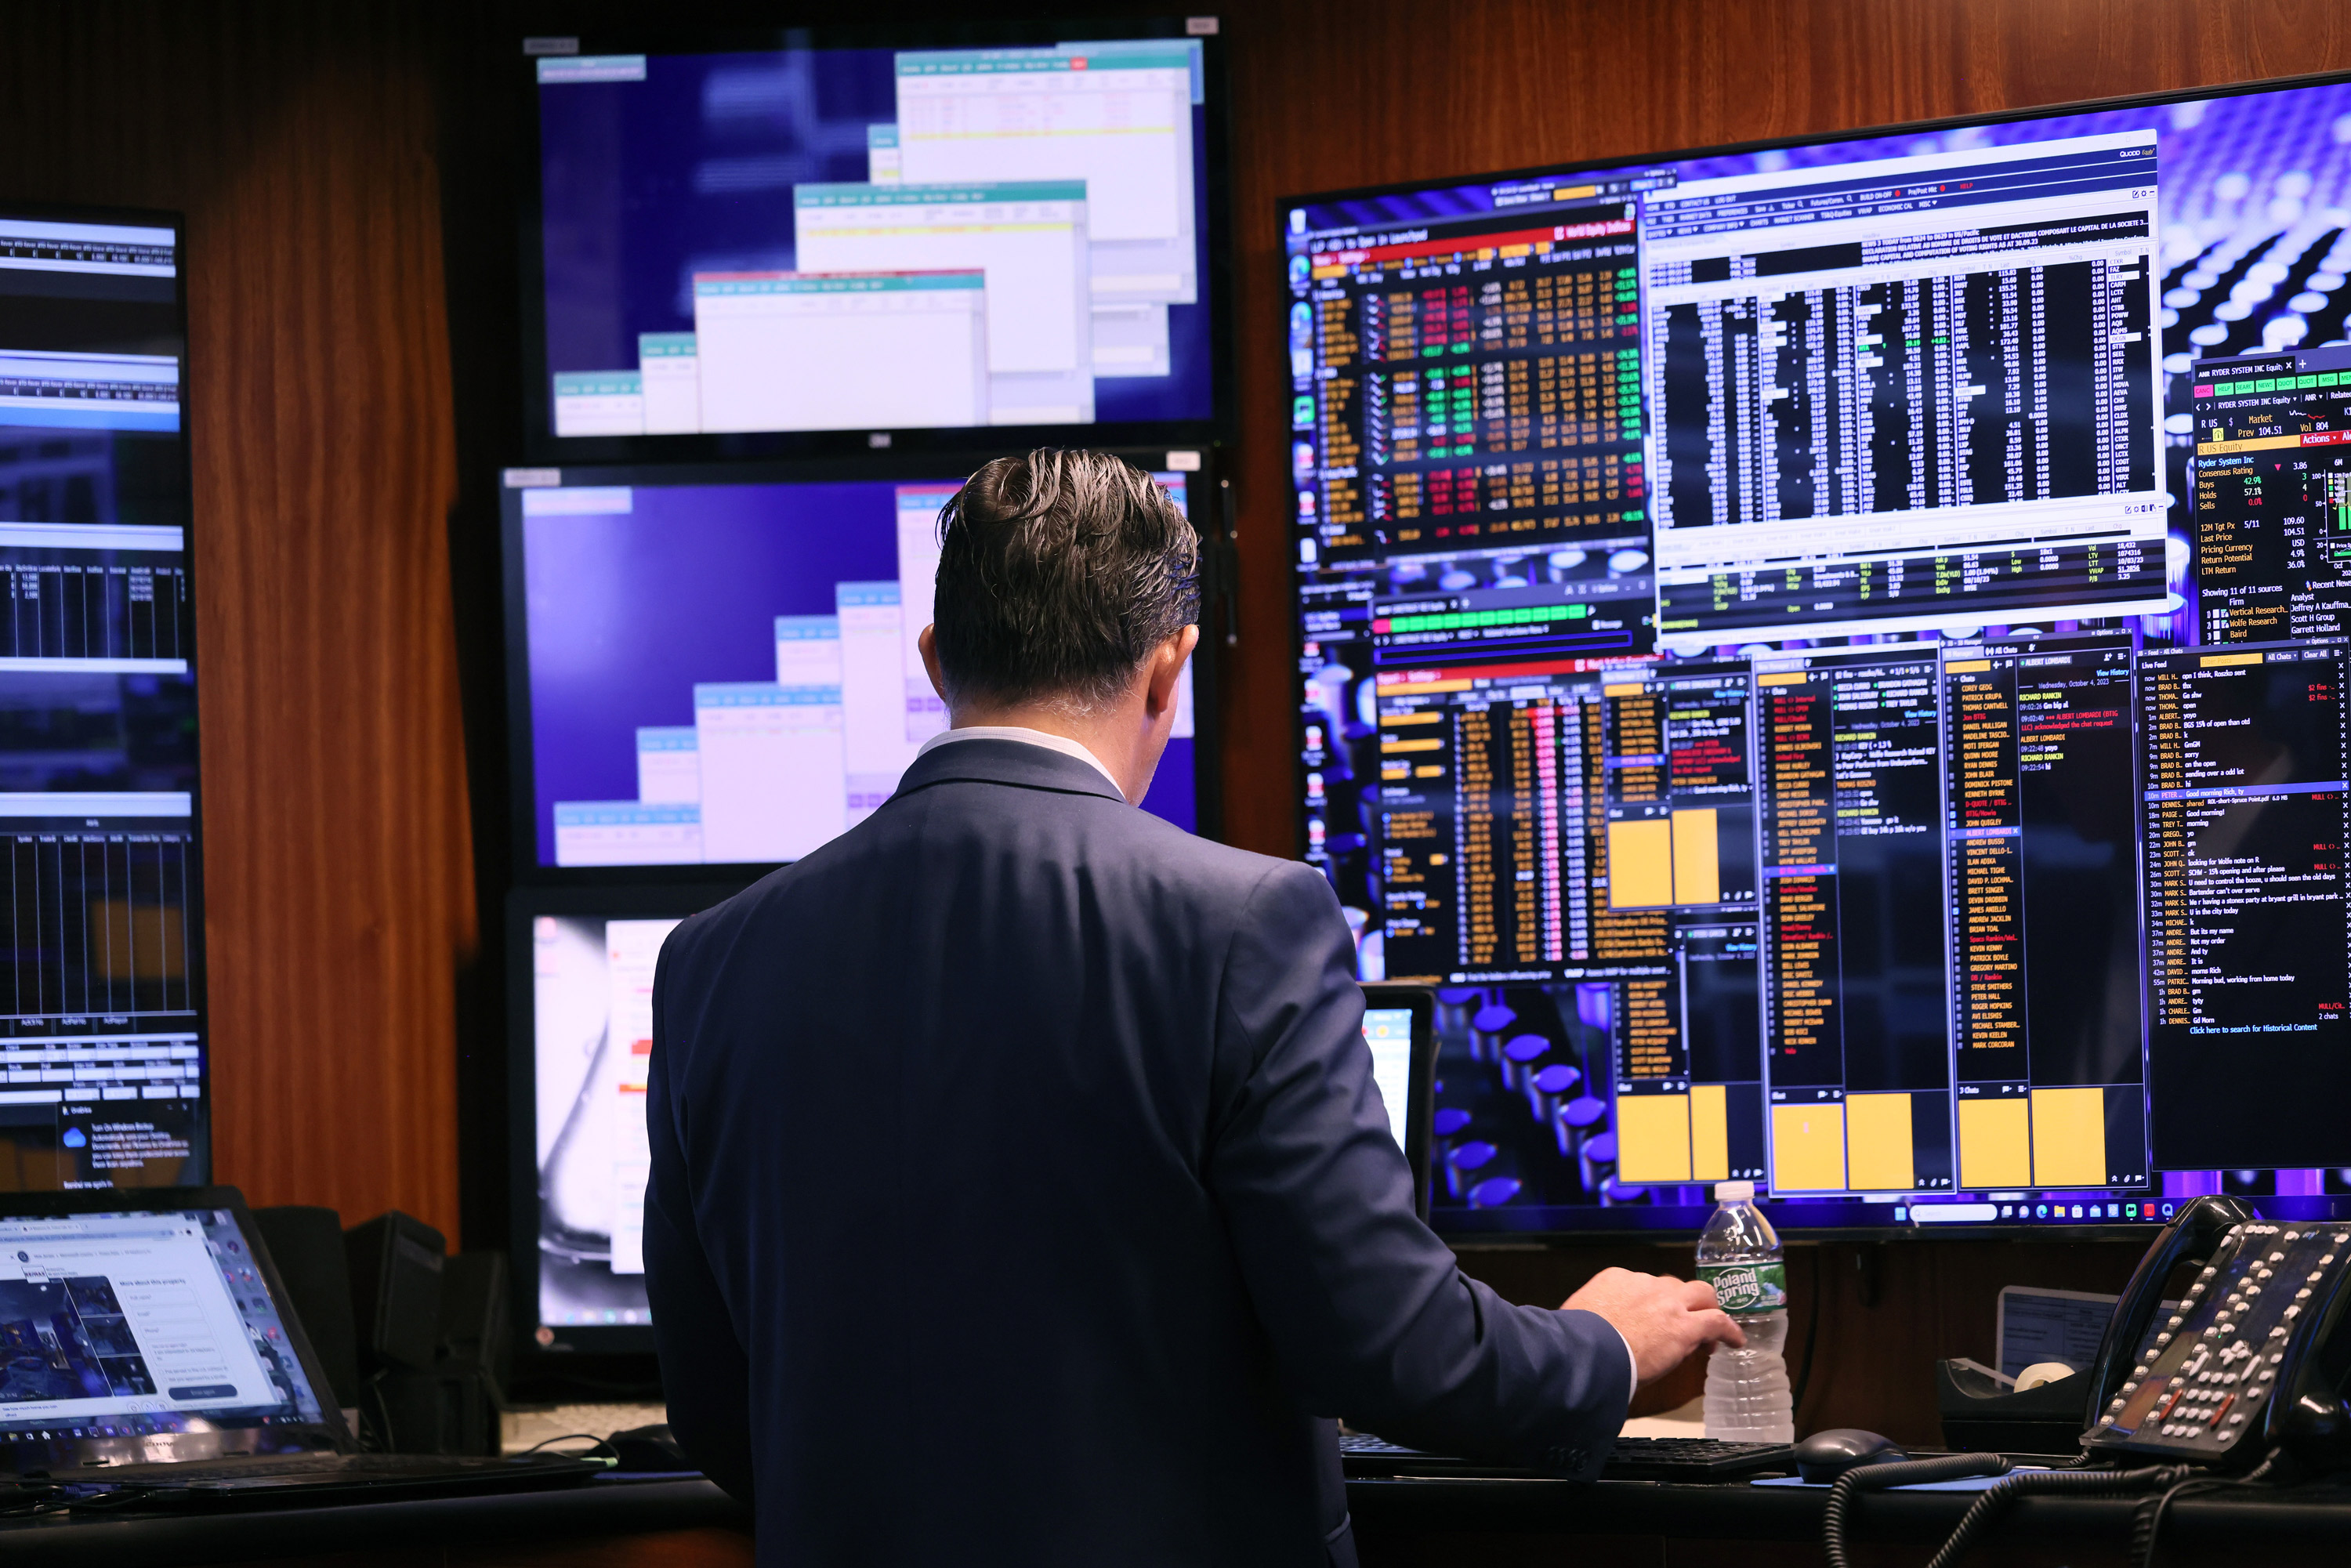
top-left (1371, 634), bottom-right (2322, 1235)
top-left (0, 210), bottom-right (205, 1192)
top-left (2192, 346), bottom-right (2351, 644)
top-left (1288, 74), bottom-right (2351, 1233)
top-left (1644, 136), bottom-right (2167, 647)
top-left (511, 464), bottom-right (1203, 871)
top-left (532, 33), bottom-right (1218, 444)
top-left (2139, 639), bottom-right (2351, 1173)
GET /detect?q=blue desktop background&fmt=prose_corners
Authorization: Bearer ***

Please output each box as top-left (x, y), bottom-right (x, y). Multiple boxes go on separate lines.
top-left (536, 46), bottom-right (1218, 430)
top-left (521, 476), bottom-right (1197, 864)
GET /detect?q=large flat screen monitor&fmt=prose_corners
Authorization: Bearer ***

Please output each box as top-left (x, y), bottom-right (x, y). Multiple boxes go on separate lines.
top-left (520, 21), bottom-right (1227, 459)
top-left (1284, 71), bottom-right (2351, 1237)
top-left (0, 206), bottom-right (205, 1191)
top-left (502, 452), bottom-right (1219, 876)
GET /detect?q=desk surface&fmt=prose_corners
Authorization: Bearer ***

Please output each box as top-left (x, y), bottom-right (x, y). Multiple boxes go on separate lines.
top-left (2, 1466), bottom-right (2346, 1564)
top-left (1350, 1470), bottom-right (2351, 1549)
top-left (0, 1476), bottom-right (748, 1567)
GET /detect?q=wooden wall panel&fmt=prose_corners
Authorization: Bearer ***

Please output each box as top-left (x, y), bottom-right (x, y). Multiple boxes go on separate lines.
top-left (0, 3), bottom-right (470, 1239)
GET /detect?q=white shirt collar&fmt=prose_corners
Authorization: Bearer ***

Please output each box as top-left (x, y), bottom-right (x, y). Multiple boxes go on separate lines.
top-left (916, 725), bottom-right (1128, 800)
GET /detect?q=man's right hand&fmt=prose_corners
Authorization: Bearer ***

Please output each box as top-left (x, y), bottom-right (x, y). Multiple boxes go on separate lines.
top-left (1562, 1267), bottom-right (1745, 1386)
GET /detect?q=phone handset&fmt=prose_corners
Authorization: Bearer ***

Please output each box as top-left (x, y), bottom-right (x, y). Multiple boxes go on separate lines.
top-left (2082, 1194), bottom-right (2351, 1469)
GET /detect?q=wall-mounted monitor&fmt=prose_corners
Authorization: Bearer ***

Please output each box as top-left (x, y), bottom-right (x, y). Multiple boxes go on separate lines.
top-left (1282, 71), bottom-right (2351, 1239)
top-left (501, 453), bottom-right (1222, 878)
top-left (0, 205), bottom-right (205, 1192)
top-left (517, 22), bottom-right (1229, 461)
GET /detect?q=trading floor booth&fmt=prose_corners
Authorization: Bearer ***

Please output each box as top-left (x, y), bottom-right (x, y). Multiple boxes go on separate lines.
top-left (11, 5), bottom-right (2351, 1564)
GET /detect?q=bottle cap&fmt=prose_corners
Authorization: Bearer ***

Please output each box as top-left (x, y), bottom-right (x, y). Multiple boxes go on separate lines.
top-left (1713, 1180), bottom-right (1755, 1201)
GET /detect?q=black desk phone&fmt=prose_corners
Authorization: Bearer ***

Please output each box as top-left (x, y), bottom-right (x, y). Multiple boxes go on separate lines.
top-left (2083, 1194), bottom-right (2351, 1468)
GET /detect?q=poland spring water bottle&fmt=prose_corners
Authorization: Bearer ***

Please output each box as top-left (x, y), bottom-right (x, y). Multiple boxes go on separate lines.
top-left (1695, 1179), bottom-right (1793, 1442)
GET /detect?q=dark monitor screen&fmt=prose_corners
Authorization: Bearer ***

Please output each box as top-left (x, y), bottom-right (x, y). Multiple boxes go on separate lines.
top-left (502, 456), bottom-right (1214, 874)
top-left (0, 207), bottom-right (206, 1191)
top-left (522, 23), bottom-right (1225, 457)
top-left (1286, 72), bottom-right (2351, 1237)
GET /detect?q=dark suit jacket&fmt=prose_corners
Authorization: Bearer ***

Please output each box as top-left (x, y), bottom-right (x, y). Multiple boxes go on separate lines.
top-left (644, 738), bottom-right (1629, 1566)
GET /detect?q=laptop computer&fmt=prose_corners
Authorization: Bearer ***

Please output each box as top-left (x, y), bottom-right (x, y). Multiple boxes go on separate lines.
top-left (0, 1186), bottom-right (597, 1508)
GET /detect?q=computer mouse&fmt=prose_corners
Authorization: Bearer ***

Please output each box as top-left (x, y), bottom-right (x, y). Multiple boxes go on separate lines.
top-left (1794, 1428), bottom-right (1907, 1483)
top-left (607, 1423), bottom-right (699, 1474)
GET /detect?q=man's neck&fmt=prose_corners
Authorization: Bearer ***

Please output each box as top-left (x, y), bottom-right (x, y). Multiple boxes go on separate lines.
top-left (947, 705), bottom-right (1146, 802)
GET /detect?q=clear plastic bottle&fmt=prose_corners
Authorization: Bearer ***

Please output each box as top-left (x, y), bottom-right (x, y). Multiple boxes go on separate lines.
top-left (1695, 1179), bottom-right (1794, 1442)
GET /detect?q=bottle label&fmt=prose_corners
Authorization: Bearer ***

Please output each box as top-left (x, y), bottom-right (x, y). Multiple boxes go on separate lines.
top-left (1697, 1260), bottom-right (1786, 1316)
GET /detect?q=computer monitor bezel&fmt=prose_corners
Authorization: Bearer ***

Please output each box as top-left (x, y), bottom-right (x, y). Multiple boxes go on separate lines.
top-left (498, 446), bottom-right (1230, 886)
top-left (0, 1186), bottom-right (352, 1476)
top-left (1281, 67), bottom-right (2351, 1244)
top-left (0, 199), bottom-right (213, 1190)
top-left (511, 17), bottom-right (1234, 465)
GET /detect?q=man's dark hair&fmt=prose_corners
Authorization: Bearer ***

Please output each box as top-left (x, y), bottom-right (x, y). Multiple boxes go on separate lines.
top-left (931, 450), bottom-right (1200, 712)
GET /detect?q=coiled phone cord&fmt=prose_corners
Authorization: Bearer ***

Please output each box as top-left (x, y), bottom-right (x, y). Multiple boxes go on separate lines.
top-left (1822, 1453), bottom-right (2009, 1568)
top-left (1824, 1453), bottom-right (2199, 1568)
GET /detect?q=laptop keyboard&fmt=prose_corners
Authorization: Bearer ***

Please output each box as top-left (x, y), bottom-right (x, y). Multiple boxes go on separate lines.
top-left (74, 1453), bottom-right (568, 1486)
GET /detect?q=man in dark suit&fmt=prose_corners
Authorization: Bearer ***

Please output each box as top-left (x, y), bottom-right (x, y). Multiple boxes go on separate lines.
top-left (645, 451), bottom-right (1740, 1566)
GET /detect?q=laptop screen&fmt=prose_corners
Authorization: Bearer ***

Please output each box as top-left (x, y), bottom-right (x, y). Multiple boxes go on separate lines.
top-left (0, 1204), bottom-right (325, 1447)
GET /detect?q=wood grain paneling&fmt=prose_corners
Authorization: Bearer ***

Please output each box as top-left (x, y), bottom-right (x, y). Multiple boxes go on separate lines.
top-left (0, 3), bottom-right (470, 1239)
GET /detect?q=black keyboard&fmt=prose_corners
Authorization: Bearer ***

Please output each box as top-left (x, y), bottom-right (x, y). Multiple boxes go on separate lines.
top-left (1601, 1436), bottom-right (1793, 1481)
top-left (1339, 1431), bottom-right (1793, 1483)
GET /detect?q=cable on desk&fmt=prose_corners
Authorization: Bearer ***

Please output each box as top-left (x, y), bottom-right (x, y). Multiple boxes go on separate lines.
top-left (361, 1369), bottom-right (396, 1456)
top-left (1823, 1453), bottom-right (2010, 1568)
top-left (1834, 1461), bottom-right (2197, 1568)
top-left (2129, 1451), bottom-right (2277, 1567)
top-left (525, 1433), bottom-right (619, 1464)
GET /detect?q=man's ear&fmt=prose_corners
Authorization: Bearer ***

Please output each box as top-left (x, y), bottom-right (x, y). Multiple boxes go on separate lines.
top-left (918, 623), bottom-right (950, 704)
top-left (1145, 625), bottom-right (1200, 719)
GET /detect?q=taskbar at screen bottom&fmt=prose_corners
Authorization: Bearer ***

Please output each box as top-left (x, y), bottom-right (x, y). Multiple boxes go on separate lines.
top-left (532, 1318), bottom-right (654, 1358)
top-left (1434, 1190), bottom-right (2351, 1238)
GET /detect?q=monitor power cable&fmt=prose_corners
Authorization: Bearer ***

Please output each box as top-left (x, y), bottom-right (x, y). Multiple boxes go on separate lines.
top-left (1786, 1251), bottom-right (1824, 1416)
top-left (523, 1433), bottom-right (619, 1466)
top-left (2128, 1450), bottom-right (2280, 1567)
